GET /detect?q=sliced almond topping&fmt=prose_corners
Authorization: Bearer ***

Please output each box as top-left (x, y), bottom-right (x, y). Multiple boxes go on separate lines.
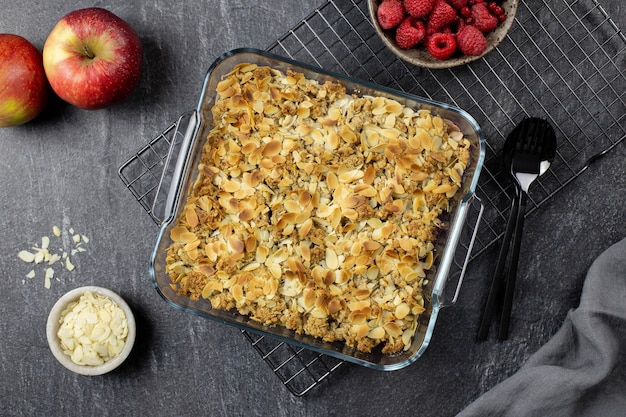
top-left (325, 247), bottom-right (339, 270)
top-left (368, 326), bottom-right (385, 339)
top-left (163, 63), bottom-right (471, 355)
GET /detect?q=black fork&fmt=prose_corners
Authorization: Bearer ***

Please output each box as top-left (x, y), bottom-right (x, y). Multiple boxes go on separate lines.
top-left (478, 118), bottom-right (557, 341)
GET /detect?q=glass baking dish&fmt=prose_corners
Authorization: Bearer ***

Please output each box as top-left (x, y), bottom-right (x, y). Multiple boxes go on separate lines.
top-left (150, 48), bottom-right (485, 370)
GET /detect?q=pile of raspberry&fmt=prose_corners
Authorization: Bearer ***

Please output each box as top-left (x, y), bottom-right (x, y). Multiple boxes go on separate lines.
top-left (376, 0), bottom-right (507, 60)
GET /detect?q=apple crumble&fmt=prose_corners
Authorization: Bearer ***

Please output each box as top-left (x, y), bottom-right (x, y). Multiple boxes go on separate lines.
top-left (165, 63), bottom-right (471, 354)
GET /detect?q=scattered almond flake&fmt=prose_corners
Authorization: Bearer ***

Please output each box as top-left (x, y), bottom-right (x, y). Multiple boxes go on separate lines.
top-left (33, 251), bottom-right (45, 264)
top-left (18, 251), bottom-right (36, 263)
top-left (44, 268), bottom-right (54, 289)
top-left (17, 222), bottom-right (91, 288)
top-left (48, 253), bottom-right (62, 265)
top-left (32, 247), bottom-right (51, 262)
top-left (65, 257), bottom-right (75, 271)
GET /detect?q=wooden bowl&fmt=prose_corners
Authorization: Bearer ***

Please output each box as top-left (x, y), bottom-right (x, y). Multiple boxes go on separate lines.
top-left (368, 0), bottom-right (519, 69)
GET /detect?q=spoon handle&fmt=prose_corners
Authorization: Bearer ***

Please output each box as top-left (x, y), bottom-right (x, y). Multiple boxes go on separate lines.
top-left (498, 189), bottom-right (528, 340)
top-left (477, 188), bottom-right (520, 340)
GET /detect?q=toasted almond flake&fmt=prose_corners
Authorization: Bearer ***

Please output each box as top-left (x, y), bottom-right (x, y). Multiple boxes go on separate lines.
top-left (179, 231), bottom-right (198, 244)
top-left (298, 218), bottom-right (313, 239)
top-left (395, 303), bottom-right (410, 320)
top-left (355, 324), bottom-right (370, 338)
top-left (338, 169), bottom-right (364, 183)
top-left (228, 236), bottom-right (245, 254)
top-left (424, 251), bottom-right (434, 270)
top-left (325, 247), bottom-right (339, 270)
top-left (413, 304), bottom-right (426, 315)
top-left (284, 200), bottom-right (302, 214)
top-left (354, 184), bottom-right (377, 197)
top-left (328, 298), bottom-right (342, 315)
top-left (384, 321), bottom-right (403, 338)
top-left (326, 172), bottom-right (339, 190)
top-left (221, 180), bottom-right (241, 193)
top-left (363, 241), bottom-right (381, 252)
top-left (185, 206), bottom-right (199, 228)
top-left (368, 326), bottom-right (385, 339)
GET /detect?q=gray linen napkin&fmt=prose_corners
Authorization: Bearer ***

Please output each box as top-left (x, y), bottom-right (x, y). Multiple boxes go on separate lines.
top-left (458, 237), bottom-right (626, 417)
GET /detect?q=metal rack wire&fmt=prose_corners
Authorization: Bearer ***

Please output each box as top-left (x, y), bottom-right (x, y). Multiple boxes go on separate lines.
top-left (119, 0), bottom-right (625, 396)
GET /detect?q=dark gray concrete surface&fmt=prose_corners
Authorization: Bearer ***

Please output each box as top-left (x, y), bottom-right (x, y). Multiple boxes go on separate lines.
top-left (1, 1), bottom-right (624, 416)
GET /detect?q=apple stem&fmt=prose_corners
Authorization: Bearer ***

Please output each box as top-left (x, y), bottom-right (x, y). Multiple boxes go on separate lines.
top-left (83, 45), bottom-right (95, 59)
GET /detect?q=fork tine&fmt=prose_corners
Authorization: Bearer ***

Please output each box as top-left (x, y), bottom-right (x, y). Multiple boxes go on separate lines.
top-left (517, 118), bottom-right (555, 154)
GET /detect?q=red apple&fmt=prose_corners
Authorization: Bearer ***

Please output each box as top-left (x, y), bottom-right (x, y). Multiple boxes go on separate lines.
top-left (0, 34), bottom-right (49, 127)
top-left (42, 8), bottom-right (142, 110)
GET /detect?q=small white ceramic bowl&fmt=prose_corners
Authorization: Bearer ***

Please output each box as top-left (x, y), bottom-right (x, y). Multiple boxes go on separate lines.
top-left (46, 286), bottom-right (136, 376)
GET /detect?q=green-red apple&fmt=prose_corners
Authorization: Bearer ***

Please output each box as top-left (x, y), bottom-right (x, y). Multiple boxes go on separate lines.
top-left (43, 8), bottom-right (142, 110)
top-left (0, 34), bottom-right (49, 127)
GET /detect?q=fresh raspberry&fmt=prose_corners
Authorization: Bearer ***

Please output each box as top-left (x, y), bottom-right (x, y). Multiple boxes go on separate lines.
top-left (456, 25), bottom-right (487, 55)
top-left (426, 1), bottom-right (458, 33)
top-left (395, 17), bottom-right (426, 48)
top-left (471, 2), bottom-right (499, 32)
top-left (427, 32), bottom-right (457, 59)
top-left (377, 0), bottom-right (405, 30)
top-left (447, 0), bottom-right (468, 10)
top-left (487, 1), bottom-right (505, 16)
top-left (404, 0), bottom-right (435, 18)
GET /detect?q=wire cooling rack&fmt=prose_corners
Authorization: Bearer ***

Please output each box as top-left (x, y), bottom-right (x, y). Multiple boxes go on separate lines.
top-left (268, 0), bottom-right (626, 257)
top-left (119, 0), bottom-right (626, 396)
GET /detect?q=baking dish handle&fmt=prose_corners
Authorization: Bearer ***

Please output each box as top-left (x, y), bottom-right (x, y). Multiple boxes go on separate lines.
top-left (151, 111), bottom-right (201, 225)
top-left (438, 194), bottom-right (484, 308)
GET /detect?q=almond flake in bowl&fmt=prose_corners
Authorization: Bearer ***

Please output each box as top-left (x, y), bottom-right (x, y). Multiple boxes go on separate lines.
top-left (46, 286), bottom-right (136, 375)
